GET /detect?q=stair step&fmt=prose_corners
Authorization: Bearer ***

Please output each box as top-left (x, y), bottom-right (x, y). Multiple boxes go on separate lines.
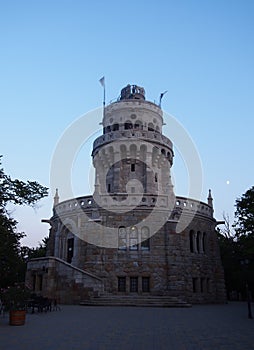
top-left (80, 296), bottom-right (191, 308)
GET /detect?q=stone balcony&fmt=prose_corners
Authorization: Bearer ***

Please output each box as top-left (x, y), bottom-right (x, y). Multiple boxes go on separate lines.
top-left (92, 129), bottom-right (172, 153)
top-left (53, 194), bottom-right (213, 219)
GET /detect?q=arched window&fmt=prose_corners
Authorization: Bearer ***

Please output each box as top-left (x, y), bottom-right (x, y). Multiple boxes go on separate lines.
top-left (189, 230), bottom-right (194, 253)
top-left (118, 226), bottom-right (127, 250)
top-left (120, 144), bottom-right (127, 159)
top-left (202, 232), bottom-right (206, 253)
top-left (140, 144), bottom-right (147, 161)
top-left (62, 226), bottom-right (75, 264)
top-left (67, 237), bottom-right (74, 263)
top-left (129, 226), bottom-right (138, 250)
top-left (141, 227), bottom-right (150, 250)
top-left (152, 146), bottom-right (159, 164)
top-left (197, 231), bottom-right (201, 253)
top-left (148, 122), bottom-right (154, 131)
top-left (130, 144), bottom-right (137, 158)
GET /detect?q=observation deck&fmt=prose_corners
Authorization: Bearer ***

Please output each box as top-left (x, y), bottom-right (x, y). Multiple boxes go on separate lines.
top-left (92, 129), bottom-right (173, 156)
top-left (53, 195), bottom-right (213, 220)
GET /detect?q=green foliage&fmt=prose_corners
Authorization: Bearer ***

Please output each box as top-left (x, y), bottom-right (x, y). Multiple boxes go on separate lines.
top-left (234, 186), bottom-right (254, 239)
top-left (0, 283), bottom-right (30, 311)
top-left (218, 187), bottom-right (254, 299)
top-left (0, 156), bottom-right (48, 207)
top-left (217, 229), bottom-right (243, 298)
top-left (25, 236), bottom-right (49, 259)
top-left (0, 156), bottom-right (48, 289)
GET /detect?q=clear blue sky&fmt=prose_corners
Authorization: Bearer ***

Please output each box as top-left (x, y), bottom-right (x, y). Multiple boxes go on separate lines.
top-left (1, 0), bottom-right (254, 247)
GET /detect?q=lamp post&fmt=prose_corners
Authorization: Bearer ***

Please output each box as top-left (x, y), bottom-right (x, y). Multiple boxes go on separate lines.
top-left (240, 258), bottom-right (253, 319)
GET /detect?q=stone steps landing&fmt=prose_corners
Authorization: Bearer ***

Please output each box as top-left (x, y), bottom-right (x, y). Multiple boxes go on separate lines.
top-left (80, 295), bottom-right (192, 308)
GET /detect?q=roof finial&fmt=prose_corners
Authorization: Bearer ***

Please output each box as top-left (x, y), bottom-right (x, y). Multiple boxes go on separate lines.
top-left (54, 188), bottom-right (59, 207)
top-left (207, 189), bottom-right (213, 208)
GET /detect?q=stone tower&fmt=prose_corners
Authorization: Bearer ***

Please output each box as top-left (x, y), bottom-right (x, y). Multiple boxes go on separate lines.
top-left (91, 84), bottom-right (176, 245)
top-left (93, 84), bottom-right (174, 198)
top-left (26, 83), bottom-right (226, 305)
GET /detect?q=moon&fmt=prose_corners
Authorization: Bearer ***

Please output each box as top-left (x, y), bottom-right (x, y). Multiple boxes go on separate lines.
top-left (226, 180), bottom-right (230, 185)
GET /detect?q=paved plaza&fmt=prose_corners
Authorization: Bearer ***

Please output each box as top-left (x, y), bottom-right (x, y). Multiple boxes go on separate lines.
top-left (0, 302), bottom-right (253, 350)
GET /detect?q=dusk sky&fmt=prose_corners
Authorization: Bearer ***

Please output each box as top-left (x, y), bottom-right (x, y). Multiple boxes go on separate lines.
top-left (1, 0), bottom-right (254, 247)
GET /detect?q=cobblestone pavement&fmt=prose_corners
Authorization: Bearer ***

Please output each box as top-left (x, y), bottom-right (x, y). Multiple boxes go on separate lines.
top-left (0, 302), bottom-right (253, 350)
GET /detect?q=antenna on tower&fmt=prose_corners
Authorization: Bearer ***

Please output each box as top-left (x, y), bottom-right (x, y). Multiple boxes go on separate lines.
top-left (159, 90), bottom-right (168, 108)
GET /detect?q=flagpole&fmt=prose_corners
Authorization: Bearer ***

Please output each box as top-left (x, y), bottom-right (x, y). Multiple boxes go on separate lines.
top-left (103, 82), bottom-right (105, 108)
top-left (103, 81), bottom-right (105, 119)
top-left (99, 76), bottom-right (106, 120)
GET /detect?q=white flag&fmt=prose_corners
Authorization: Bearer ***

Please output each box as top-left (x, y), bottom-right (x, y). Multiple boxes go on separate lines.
top-left (99, 76), bottom-right (105, 87)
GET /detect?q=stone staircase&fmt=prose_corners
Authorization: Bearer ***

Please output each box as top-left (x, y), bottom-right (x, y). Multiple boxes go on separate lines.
top-left (26, 257), bottom-right (104, 304)
top-left (80, 295), bottom-right (191, 308)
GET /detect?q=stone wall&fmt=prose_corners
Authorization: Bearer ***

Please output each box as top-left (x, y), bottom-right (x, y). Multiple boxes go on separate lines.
top-left (42, 203), bottom-right (226, 304)
top-left (26, 257), bottom-right (104, 304)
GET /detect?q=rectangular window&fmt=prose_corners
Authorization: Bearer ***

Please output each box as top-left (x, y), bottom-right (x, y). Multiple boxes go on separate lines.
top-left (130, 277), bottom-right (138, 293)
top-left (108, 183), bottom-right (111, 192)
top-left (118, 277), bottom-right (126, 292)
top-left (207, 278), bottom-right (210, 293)
top-left (192, 278), bottom-right (198, 293)
top-left (142, 277), bottom-right (150, 292)
top-left (201, 278), bottom-right (206, 293)
top-left (131, 163), bottom-right (135, 172)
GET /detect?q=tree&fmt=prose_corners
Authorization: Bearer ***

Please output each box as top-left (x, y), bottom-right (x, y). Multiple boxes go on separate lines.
top-left (0, 156), bottom-right (48, 288)
top-left (234, 186), bottom-right (254, 238)
top-left (218, 201), bottom-right (254, 300)
top-left (234, 186), bottom-right (254, 260)
top-left (25, 236), bottom-right (49, 259)
top-left (217, 213), bottom-right (242, 299)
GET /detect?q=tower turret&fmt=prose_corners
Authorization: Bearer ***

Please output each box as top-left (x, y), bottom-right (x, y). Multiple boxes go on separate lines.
top-left (207, 189), bottom-right (213, 208)
top-left (92, 84), bottom-right (174, 208)
top-left (53, 188), bottom-right (59, 207)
